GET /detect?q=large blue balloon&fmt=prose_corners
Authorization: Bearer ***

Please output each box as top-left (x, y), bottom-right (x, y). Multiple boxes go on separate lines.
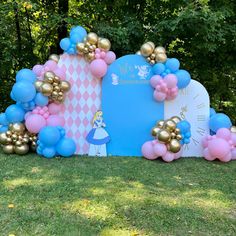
top-left (12, 82), bottom-right (36, 103)
top-left (165, 58), bottom-right (180, 72)
top-left (5, 104), bottom-right (25, 123)
top-left (60, 38), bottom-right (71, 51)
top-left (70, 26), bottom-right (87, 39)
top-left (209, 113), bottom-right (232, 133)
top-left (175, 69), bottom-right (191, 89)
top-left (0, 125), bottom-right (8, 133)
top-left (42, 147), bottom-right (56, 159)
top-left (70, 32), bottom-right (84, 44)
top-left (152, 63), bottom-right (165, 75)
top-left (39, 126), bottom-right (61, 147)
top-left (16, 69), bottom-right (36, 83)
top-left (210, 108), bottom-right (216, 117)
top-left (34, 93), bottom-right (49, 106)
top-left (56, 138), bottom-right (76, 157)
top-left (0, 113), bottom-right (9, 125)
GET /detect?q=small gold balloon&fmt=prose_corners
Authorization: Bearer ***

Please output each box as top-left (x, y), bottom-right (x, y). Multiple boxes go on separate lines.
top-left (6, 131), bottom-right (12, 137)
top-left (154, 46), bottom-right (166, 54)
top-left (230, 126), bottom-right (236, 133)
top-left (151, 127), bottom-right (161, 137)
top-left (86, 32), bottom-right (98, 45)
top-left (45, 77), bottom-right (54, 84)
top-left (176, 134), bottom-right (182, 141)
top-left (60, 81), bottom-right (71, 92)
top-left (12, 134), bottom-right (18, 140)
top-left (98, 38), bottom-right (111, 51)
top-left (15, 140), bottom-right (22, 146)
top-left (14, 144), bottom-right (29, 155)
top-left (6, 137), bottom-right (12, 143)
top-left (171, 132), bottom-right (176, 139)
top-left (41, 83), bottom-right (53, 96)
top-left (157, 120), bottom-right (165, 128)
top-left (58, 91), bottom-right (64, 96)
top-left (171, 116), bottom-right (181, 124)
top-left (18, 135), bottom-right (23, 141)
top-left (169, 139), bottom-right (181, 153)
top-left (23, 138), bottom-right (29, 143)
top-left (85, 41), bottom-right (91, 47)
top-left (157, 129), bottom-right (171, 143)
top-left (136, 50), bottom-right (141, 55)
top-left (140, 43), bottom-right (153, 57)
top-left (52, 91), bottom-right (58, 97)
top-left (49, 54), bottom-right (60, 63)
top-left (150, 53), bottom-right (156, 60)
top-left (3, 145), bottom-right (14, 154)
top-left (35, 81), bottom-right (43, 91)
top-left (11, 123), bottom-right (25, 134)
top-left (53, 76), bottom-right (60, 83)
top-left (83, 47), bottom-right (89, 54)
top-left (87, 52), bottom-right (95, 61)
top-left (150, 60), bottom-right (155, 65)
top-left (175, 128), bottom-right (180, 135)
top-left (146, 57), bottom-right (151, 62)
top-left (147, 42), bottom-right (155, 50)
top-left (0, 133), bottom-right (8, 145)
top-left (89, 45), bottom-right (95, 52)
top-left (76, 42), bottom-right (85, 54)
top-left (164, 120), bottom-right (177, 132)
top-left (155, 53), bottom-right (167, 63)
top-left (54, 86), bottom-right (61, 92)
top-left (44, 71), bottom-right (55, 80)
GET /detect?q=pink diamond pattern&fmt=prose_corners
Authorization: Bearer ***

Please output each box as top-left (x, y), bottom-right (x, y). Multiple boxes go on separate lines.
top-left (58, 54), bottom-right (102, 154)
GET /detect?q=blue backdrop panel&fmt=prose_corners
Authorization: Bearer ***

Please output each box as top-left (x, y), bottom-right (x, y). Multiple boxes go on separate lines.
top-left (102, 55), bottom-right (164, 156)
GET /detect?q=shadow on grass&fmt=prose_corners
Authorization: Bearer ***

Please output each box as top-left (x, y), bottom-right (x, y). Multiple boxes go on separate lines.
top-left (0, 151), bottom-right (236, 235)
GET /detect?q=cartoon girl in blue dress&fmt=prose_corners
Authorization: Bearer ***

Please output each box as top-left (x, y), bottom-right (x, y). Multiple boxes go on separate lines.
top-left (86, 110), bottom-right (110, 156)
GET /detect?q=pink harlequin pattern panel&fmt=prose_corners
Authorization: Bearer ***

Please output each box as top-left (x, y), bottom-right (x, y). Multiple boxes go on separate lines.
top-left (58, 54), bottom-right (101, 154)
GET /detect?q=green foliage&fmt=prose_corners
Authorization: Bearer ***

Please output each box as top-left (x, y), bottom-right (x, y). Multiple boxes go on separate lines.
top-left (0, 0), bottom-right (235, 122)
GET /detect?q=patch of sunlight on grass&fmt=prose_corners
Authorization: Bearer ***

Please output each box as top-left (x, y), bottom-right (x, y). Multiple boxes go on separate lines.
top-left (90, 187), bottom-right (106, 196)
top-left (64, 199), bottom-right (113, 220)
top-left (100, 228), bottom-right (142, 236)
top-left (115, 189), bottom-right (145, 202)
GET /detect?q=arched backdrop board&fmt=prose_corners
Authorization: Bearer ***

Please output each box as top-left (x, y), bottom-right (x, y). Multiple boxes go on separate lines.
top-left (58, 54), bottom-right (101, 154)
top-left (102, 55), bottom-right (164, 156)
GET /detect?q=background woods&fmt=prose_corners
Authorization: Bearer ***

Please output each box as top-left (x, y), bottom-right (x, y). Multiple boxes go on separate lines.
top-left (0, 0), bottom-right (235, 121)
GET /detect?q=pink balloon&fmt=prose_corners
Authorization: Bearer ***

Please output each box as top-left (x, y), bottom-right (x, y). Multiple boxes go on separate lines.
top-left (150, 75), bottom-right (162, 88)
top-left (231, 148), bottom-right (236, 160)
top-left (220, 153), bottom-right (232, 162)
top-left (174, 148), bottom-right (183, 159)
top-left (162, 152), bottom-right (175, 162)
top-left (231, 133), bottom-right (236, 146)
top-left (44, 60), bottom-right (57, 71)
top-left (48, 103), bottom-right (62, 114)
top-left (32, 65), bottom-right (43, 77)
top-left (104, 51), bottom-right (116, 64)
top-left (89, 59), bottom-right (108, 78)
top-left (216, 128), bottom-right (231, 140)
top-left (25, 114), bottom-right (46, 133)
top-left (54, 67), bottom-right (66, 80)
top-left (154, 91), bottom-right (166, 101)
top-left (153, 142), bottom-right (167, 156)
top-left (208, 138), bottom-right (231, 158)
top-left (100, 51), bottom-right (106, 59)
top-left (141, 141), bottom-right (157, 160)
top-left (47, 115), bottom-right (65, 127)
top-left (164, 74), bottom-right (177, 88)
top-left (202, 137), bottom-right (209, 148)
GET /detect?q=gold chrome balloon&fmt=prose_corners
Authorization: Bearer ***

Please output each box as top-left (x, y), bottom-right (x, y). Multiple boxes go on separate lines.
top-left (41, 83), bottom-right (53, 96)
top-left (3, 145), bottom-right (14, 154)
top-left (140, 43), bottom-right (153, 57)
top-left (151, 127), bottom-right (161, 137)
top-left (14, 144), bottom-right (29, 155)
top-left (0, 133), bottom-right (8, 145)
top-left (150, 53), bottom-right (156, 60)
top-left (35, 81), bottom-right (43, 91)
top-left (60, 81), bottom-right (71, 92)
top-left (44, 71), bottom-right (55, 80)
top-left (164, 119), bottom-right (177, 132)
top-left (155, 53), bottom-right (167, 63)
top-left (169, 139), bottom-right (181, 153)
top-left (147, 42), bottom-right (155, 50)
top-left (53, 76), bottom-right (60, 83)
top-left (154, 46), bottom-right (166, 54)
top-left (98, 38), bottom-right (111, 51)
top-left (6, 131), bottom-right (12, 137)
top-left (171, 132), bottom-right (176, 139)
top-left (86, 32), bottom-right (98, 45)
top-left (230, 126), bottom-right (236, 133)
top-left (157, 129), bottom-right (171, 143)
top-left (176, 134), bottom-right (182, 141)
top-left (150, 60), bottom-right (155, 65)
top-left (171, 116), bottom-right (181, 124)
top-left (11, 123), bottom-right (25, 134)
top-left (157, 120), bottom-right (164, 128)
top-left (175, 128), bottom-right (181, 135)
top-left (49, 54), bottom-right (60, 63)
top-left (76, 42), bottom-right (85, 54)
top-left (87, 52), bottom-right (95, 61)
top-left (15, 140), bottom-right (22, 146)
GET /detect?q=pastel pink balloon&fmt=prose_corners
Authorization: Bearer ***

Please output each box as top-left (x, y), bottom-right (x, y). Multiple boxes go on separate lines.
top-left (202, 137), bottom-right (209, 148)
top-left (231, 148), bottom-right (236, 160)
top-left (48, 103), bottom-right (62, 114)
top-left (89, 59), bottom-right (108, 78)
top-left (162, 152), bottom-right (175, 162)
top-left (220, 153), bottom-right (232, 162)
top-left (47, 115), bottom-right (65, 127)
top-left (25, 114), bottom-right (46, 133)
top-left (104, 51), bottom-right (116, 64)
top-left (100, 51), bottom-right (106, 59)
top-left (154, 91), bottom-right (166, 101)
top-left (150, 75), bottom-right (162, 88)
top-left (95, 54), bottom-right (101, 59)
top-left (164, 74), bottom-right (177, 88)
top-left (174, 148), bottom-right (183, 159)
top-left (208, 138), bottom-right (231, 158)
top-left (141, 141), bottom-right (157, 160)
top-left (216, 128), bottom-right (231, 140)
top-left (95, 48), bottom-right (101, 53)
top-left (153, 142), bottom-right (167, 156)
top-left (32, 65), bottom-right (43, 76)
top-left (203, 148), bottom-right (215, 161)
top-left (44, 60), bottom-right (57, 71)
top-left (231, 133), bottom-right (236, 146)
top-left (54, 67), bottom-right (66, 80)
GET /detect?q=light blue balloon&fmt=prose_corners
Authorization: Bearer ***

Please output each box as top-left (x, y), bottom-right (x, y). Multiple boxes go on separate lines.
top-left (165, 58), bottom-right (180, 72)
top-left (60, 38), bottom-right (71, 51)
top-left (210, 108), bottom-right (216, 117)
top-left (56, 138), bottom-right (76, 157)
top-left (70, 32), bottom-right (84, 44)
top-left (10, 91), bottom-right (16, 101)
top-left (34, 93), bottom-right (49, 106)
top-left (67, 47), bottom-right (76, 54)
top-left (12, 82), bottom-right (36, 102)
top-left (39, 126), bottom-right (61, 147)
top-left (209, 113), bottom-right (232, 133)
top-left (152, 63), bottom-right (165, 75)
top-left (0, 113), bottom-right (9, 125)
top-left (19, 101), bottom-right (36, 111)
top-left (42, 147), bottom-right (56, 158)
top-left (16, 69), bottom-right (36, 83)
top-left (0, 125), bottom-right (8, 133)
top-left (5, 104), bottom-right (25, 123)
top-left (177, 120), bottom-right (191, 133)
top-left (70, 26), bottom-right (87, 39)
top-left (175, 69), bottom-right (191, 89)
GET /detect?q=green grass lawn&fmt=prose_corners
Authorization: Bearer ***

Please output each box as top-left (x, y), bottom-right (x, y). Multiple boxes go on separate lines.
top-left (0, 151), bottom-right (236, 236)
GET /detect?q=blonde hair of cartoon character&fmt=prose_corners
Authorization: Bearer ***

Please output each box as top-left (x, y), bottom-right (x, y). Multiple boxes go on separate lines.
top-left (92, 110), bottom-right (103, 125)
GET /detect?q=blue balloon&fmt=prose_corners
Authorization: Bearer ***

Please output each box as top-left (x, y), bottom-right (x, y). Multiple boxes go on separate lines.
top-left (60, 38), bottom-right (71, 51)
top-left (70, 26), bottom-right (87, 39)
top-left (34, 93), bottom-right (49, 106)
top-left (152, 63), bottom-right (165, 75)
top-left (16, 69), bottom-right (36, 83)
top-left (0, 113), bottom-right (9, 125)
top-left (39, 126), bottom-right (61, 147)
top-left (42, 147), bottom-right (56, 159)
top-left (70, 32), bottom-right (84, 44)
top-left (67, 47), bottom-right (76, 54)
top-left (210, 108), bottom-right (216, 117)
top-left (19, 101), bottom-right (35, 111)
top-left (165, 58), bottom-right (180, 72)
top-left (209, 113), bottom-right (232, 133)
top-left (12, 82), bottom-right (36, 102)
top-left (10, 91), bottom-right (16, 101)
top-left (175, 69), bottom-right (191, 89)
top-left (0, 125), bottom-right (8, 133)
top-left (177, 120), bottom-right (191, 133)
top-left (5, 104), bottom-right (25, 123)
top-left (56, 138), bottom-right (76, 157)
